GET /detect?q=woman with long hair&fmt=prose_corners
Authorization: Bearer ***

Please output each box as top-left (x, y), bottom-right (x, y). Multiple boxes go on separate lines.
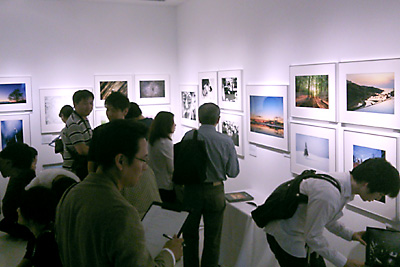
top-left (148, 111), bottom-right (176, 203)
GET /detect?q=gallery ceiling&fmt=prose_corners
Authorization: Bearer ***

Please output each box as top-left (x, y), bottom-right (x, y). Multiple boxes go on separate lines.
top-left (57, 0), bottom-right (186, 6)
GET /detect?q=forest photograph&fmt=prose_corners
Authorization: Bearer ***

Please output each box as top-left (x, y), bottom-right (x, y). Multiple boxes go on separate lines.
top-left (295, 75), bottom-right (329, 109)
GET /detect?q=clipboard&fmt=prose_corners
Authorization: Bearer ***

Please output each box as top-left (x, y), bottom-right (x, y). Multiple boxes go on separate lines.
top-left (142, 202), bottom-right (189, 258)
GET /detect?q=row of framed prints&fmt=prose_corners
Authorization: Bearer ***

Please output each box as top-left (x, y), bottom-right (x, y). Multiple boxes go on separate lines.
top-left (291, 122), bottom-right (399, 222)
top-left (290, 58), bottom-right (400, 129)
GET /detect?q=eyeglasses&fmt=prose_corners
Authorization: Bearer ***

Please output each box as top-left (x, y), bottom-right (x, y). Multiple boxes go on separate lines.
top-left (135, 157), bottom-right (149, 164)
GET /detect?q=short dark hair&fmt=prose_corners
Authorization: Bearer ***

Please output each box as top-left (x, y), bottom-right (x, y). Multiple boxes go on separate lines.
top-left (199, 103), bottom-right (220, 125)
top-left (73, 90), bottom-right (94, 106)
top-left (89, 120), bottom-right (147, 171)
top-left (351, 158), bottom-right (400, 197)
top-left (51, 175), bottom-right (78, 204)
top-left (125, 102), bottom-right (142, 119)
top-left (105, 92), bottom-right (129, 111)
top-left (59, 105), bottom-right (74, 118)
top-left (0, 143), bottom-right (35, 169)
top-left (19, 186), bottom-right (57, 225)
top-left (148, 111), bottom-right (174, 146)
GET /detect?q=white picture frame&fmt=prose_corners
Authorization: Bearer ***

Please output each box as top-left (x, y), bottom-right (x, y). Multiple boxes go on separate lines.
top-left (289, 63), bottom-right (336, 122)
top-left (219, 112), bottom-right (244, 157)
top-left (180, 85), bottom-right (198, 128)
top-left (290, 122), bottom-right (336, 174)
top-left (339, 58), bottom-right (400, 129)
top-left (94, 75), bottom-right (133, 108)
top-left (135, 74), bottom-right (170, 105)
top-left (140, 105), bottom-right (171, 119)
top-left (343, 129), bottom-right (398, 221)
top-left (247, 85), bottom-right (288, 152)
top-left (39, 88), bottom-right (89, 134)
top-left (218, 70), bottom-right (243, 111)
top-left (198, 71), bottom-right (218, 105)
top-left (0, 113), bottom-right (31, 149)
top-left (0, 76), bottom-right (32, 112)
top-left (93, 109), bottom-right (108, 128)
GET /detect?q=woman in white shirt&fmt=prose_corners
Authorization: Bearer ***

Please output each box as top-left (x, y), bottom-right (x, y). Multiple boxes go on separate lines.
top-left (148, 111), bottom-right (176, 203)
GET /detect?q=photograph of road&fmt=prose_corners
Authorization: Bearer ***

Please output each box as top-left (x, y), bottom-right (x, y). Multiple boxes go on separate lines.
top-left (295, 75), bottom-right (328, 109)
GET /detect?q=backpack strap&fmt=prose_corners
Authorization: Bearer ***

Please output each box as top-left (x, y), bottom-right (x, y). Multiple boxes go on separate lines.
top-left (301, 171), bottom-right (341, 193)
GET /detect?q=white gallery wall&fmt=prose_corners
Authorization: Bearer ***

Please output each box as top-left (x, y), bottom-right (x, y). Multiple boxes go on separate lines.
top-left (176, 0), bottom-right (400, 265)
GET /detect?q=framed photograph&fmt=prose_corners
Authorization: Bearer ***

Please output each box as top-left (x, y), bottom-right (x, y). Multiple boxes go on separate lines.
top-left (290, 122), bottom-right (336, 174)
top-left (135, 74), bottom-right (170, 105)
top-left (343, 129), bottom-right (397, 220)
top-left (93, 109), bottom-right (108, 128)
top-left (218, 70), bottom-right (243, 111)
top-left (39, 88), bottom-right (90, 134)
top-left (180, 85), bottom-right (198, 128)
top-left (0, 113), bottom-right (30, 149)
top-left (339, 58), bottom-right (400, 129)
top-left (219, 112), bottom-right (244, 157)
top-left (198, 71), bottom-right (218, 105)
top-left (140, 105), bottom-right (171, 119)
top-left (94, 75), bottom-right (132, 108)
top-left (289, 63), bottom-right (336, 121)
top-left (0, 77), bottom-right (32, 112)
top-left (247, 85), bottom-right (288, 151)
top-left (366, 227), bottom-right (400, 267)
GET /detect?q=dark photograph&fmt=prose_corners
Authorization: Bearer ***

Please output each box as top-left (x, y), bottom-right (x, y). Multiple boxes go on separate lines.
top-left (1, 119), bottom-right (23, 149)
top-left (366, 227), bottom-right (400, 267)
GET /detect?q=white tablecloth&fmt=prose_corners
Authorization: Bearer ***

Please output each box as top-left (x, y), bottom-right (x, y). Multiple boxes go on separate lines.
top-left (219, 189), bottom-right (279, 267)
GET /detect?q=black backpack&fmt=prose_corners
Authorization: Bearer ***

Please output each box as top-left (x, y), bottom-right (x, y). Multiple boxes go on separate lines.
top-left (172, 130), bottom-right (208, 185)
top-left (251, 169), bottom-right (341, 228)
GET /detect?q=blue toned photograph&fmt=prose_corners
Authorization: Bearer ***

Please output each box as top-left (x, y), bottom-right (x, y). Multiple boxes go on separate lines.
top-left (296, 133), bottom-right (329, 171)
top-left (250, 96), bottom-right (284, 138)
top-left (1, 119), bottom-right (24, 149)
top-left (353, 145), bottom-right (385, 168)
top-left (0, 83), bottom-right (27, 104)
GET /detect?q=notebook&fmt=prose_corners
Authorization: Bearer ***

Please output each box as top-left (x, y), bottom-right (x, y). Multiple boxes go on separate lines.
top-left (225, 191), bottom-right (254, 203)
top-left (365, 226), bottom-right (400, 267)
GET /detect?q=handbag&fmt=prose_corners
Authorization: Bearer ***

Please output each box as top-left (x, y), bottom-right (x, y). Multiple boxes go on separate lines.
top-left (172, 130), bottom-right (208, 185)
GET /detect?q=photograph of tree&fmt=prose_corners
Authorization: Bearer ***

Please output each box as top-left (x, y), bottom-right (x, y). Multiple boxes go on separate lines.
top-left (295, 75), bottom-right (328, 108)
top-left (346, 72), bottom-right (394, 114)
top-left (100, 81), bottom-right (128, 100)
top-left (1, 119), bottom-right (23, 149)
top-left (250, 95), bottom-right (284, 138)
top-left (295, 133), bottom-right (329, 172)
top-left (0, 83), bottom-right (27, 104)
top-left (140, 80), bottom-right (165, 98)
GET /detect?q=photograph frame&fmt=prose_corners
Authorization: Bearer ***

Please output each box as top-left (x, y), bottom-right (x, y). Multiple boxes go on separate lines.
top-left (289, 63), bottom-right (336, 121)
top-left (338, 58), bottom-right (400, 129)
top-left (219, 112), bottom-right (244, 157)
top-left (290, 122), bottom-right (336, 174)
top-left (0, 113), bottom-right (31, 149)
top-left (198, 71), bottom-right (218, 105)
top-left (94, 75), bottom-right (133, 108)
top-left (343, 129), bottom-right (398, 221)
top-left (180, 85), bottom-right (198, 128)
top-left (218, 69), bottom-right (243, 111)
top-left (135, 74), bottom-right (170, 105)
top-left (93, 109), bottom-right (108, 128)
top-left (247, 85), bottom-right (288, 152)
top-left (39, 88), bottom-right (94, 134)
top-left (0, 76), bottom-right (32, 112)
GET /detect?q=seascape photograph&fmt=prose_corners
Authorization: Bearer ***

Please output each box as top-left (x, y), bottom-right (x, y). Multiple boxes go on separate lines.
top-left (347, 72), bottom-right (394, 114)
top-left (295, 75), bottom-right (328, 109)
top-left (0, 83), bottom-right (27, 104)
top-left (295, 133), bottom-right (329, 171)
top-left (100, 81), bottom-right (128, 100)
top-left (250, 95), bottom-right (284, 138)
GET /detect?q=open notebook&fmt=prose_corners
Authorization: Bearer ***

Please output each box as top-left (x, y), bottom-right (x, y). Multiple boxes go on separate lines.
top-left (365, 227), bottom-right (400, 267)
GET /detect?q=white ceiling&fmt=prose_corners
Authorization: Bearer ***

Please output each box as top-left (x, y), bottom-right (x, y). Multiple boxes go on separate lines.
top-left (65, 0), bottom-right (186, 6)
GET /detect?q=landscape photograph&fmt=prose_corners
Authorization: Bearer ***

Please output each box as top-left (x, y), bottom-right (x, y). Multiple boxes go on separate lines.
top-left (250, 95), bottom-right (284, 138)
top-left (347, 72), bottom-right (394, 114)
top-left (295, 75), bottom-right (328, 108)
top-left (295, 133), bottom-right (329, 171)
top-left (0, 83), bottom-right (27, 104)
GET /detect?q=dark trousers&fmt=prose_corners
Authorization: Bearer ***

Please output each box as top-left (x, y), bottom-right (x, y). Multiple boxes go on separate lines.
top-left (267, 234), bottom-right (326, 267)
top-left (182, 183), bottom-right (225, 267)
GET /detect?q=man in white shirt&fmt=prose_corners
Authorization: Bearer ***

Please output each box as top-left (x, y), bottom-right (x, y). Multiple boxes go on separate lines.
top-left (265, 158), bottom-right (400, 267)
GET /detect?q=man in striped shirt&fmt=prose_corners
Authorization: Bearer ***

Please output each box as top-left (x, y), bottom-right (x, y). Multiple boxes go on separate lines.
top-left (62, 90), bottom-right (93, 180)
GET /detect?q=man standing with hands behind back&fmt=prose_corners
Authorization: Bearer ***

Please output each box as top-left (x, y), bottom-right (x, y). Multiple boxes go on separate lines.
top-left (182, 103), bottom-right (240, 267)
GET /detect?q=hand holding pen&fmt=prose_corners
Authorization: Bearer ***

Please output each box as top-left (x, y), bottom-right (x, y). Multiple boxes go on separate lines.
top-left (163, 234), bottom-right (184, 261)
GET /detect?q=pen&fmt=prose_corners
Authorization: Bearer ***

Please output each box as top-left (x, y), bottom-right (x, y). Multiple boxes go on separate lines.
top-left (163, 233), bottom-right (173, 240)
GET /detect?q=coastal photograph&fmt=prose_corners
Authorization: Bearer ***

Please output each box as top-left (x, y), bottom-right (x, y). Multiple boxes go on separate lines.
top-left (250, 95), bottom-right (284, 138)
top-left (346, 72), bottom-right (394, 114)
top-left (0, 83), bottom-right (27, 104)
top-left (295, 133), bottom-right (329, 172)
top-left (295, 75), bottom-right (328, 109)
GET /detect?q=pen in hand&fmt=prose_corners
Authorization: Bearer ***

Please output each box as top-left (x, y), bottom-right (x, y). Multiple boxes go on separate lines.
top-left (163, 233), bottom-right (186, 247)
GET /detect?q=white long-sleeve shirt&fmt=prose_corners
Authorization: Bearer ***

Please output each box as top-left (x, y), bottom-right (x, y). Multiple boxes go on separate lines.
top-left (264, 172), bottom-right (355, 267)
